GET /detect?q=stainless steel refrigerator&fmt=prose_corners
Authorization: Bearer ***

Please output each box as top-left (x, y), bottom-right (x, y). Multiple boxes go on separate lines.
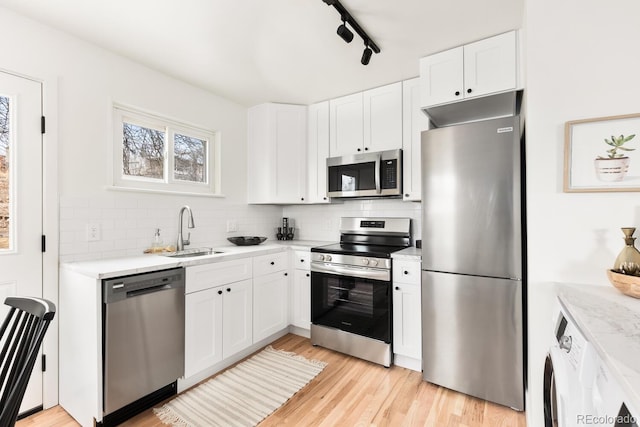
top-left (421, 115), bottom-right (525, 410)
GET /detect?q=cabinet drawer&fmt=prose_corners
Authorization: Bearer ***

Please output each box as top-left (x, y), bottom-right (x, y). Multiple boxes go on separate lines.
top-left (186, 258), bottom-right (252, 294)
top-left (294, 250), bottom-right (310, 271)
top-left (393, 260), bottom-right (421, 285)
top-left (253, 251), bottom-right (289, 276)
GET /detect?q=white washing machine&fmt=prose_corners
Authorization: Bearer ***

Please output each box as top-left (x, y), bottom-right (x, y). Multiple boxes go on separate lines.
top-left (592, 356), bottom-right (639, 427)
top-left (543, 301), bottom-right (599, 427)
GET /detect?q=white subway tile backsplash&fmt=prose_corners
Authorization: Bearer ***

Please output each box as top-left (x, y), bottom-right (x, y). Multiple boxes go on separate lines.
top-left (58, 195), bottom-right (421, 261)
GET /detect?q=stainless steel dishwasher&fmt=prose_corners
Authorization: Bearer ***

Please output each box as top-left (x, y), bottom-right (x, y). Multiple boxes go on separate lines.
top-left (102, 267), bottom-right (185, 425)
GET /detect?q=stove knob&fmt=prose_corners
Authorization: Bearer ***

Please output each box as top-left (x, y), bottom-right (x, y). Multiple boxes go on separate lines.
top-left (362, 258), bottom-right (369, 265)
top-left (317, 254), bottom-right (325, 261)
top-left (370, 259), bottom-right (379, 267)
top-left (325, 255), bottom-right (332, 262)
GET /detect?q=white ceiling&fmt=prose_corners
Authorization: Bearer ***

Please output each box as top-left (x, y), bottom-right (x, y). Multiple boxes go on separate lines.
top-left (0, 0), bottom-right (523, 107)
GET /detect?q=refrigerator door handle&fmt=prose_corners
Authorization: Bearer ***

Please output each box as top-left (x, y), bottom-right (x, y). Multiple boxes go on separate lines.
top-left (374, 154), bottom-right (381, 194)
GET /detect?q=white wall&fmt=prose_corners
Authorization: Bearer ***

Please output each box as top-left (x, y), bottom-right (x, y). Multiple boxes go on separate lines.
top-left (525, 1), bottom-right (640, 425)
top-left (0, 7), bottom-right (283, 262)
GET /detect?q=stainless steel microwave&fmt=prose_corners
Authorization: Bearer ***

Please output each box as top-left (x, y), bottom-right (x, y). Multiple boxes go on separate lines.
top-left (327, 149), bottom-right (402, 198)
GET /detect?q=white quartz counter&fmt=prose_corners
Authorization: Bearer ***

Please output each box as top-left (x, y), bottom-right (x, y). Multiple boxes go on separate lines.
top-left (391, 247), bottom-right (422, 261)
top-left (557, 283), bottom-right (640, 411)
top-left (61, 240), bottom-right (332, 279)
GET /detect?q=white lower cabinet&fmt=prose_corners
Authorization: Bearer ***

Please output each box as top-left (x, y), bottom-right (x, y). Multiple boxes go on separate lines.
top-left (252, 252), bottom-right (290, 343)
top-left (184, 259), bottom-right (253, 379)
top-left (221, 280), bottom-right (253, 358)
top-left (253, 270), bottom-right (289, 342)
top-left (291, 250), bottom-right (311, 330)
top-left (185, 279), bottom-right (252, 378)
top-left (392, 259), bottom-right (422, 369)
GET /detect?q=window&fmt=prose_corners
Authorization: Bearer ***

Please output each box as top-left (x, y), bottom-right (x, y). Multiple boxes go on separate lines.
top-left (112, 105), bottom-right (221, 196)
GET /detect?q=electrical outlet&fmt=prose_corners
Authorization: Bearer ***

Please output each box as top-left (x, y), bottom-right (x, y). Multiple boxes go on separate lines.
top-left (226, 220), bottom-right (238, 233)
top-left (87, 223), bottom-right (101, 241)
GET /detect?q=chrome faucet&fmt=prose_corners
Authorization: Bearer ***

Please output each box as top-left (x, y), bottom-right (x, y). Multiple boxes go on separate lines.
top-left (177, 205), bottom-right (195, 251)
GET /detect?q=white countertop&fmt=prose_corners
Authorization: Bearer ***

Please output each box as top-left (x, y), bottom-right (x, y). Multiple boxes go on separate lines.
top-left (61, 240), bottom-right (332, 279)
top-left (557, 283), bottom-right (640, 410)
top-left (391, 247), bottom-right (422, 260)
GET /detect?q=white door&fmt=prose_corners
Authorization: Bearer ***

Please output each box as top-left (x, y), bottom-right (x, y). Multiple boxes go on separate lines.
top-left (0, 72), bottom-right (44, 412)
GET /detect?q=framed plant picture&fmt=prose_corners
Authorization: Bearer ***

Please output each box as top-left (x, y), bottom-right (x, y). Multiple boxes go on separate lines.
top-left (564, 113), bottom-right (640, 192)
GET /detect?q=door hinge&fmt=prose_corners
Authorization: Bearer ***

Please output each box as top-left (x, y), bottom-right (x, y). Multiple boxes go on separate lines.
top-left (41, 116), bottom-right (45, 134)
top-left (41, 235), bottom-right (46, 252)
top-left (41, 354), bottom-right (46, 372)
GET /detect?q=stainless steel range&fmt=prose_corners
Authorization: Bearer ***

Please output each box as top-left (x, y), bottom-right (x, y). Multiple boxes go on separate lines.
top-left (310, 217), bottom-right (411, 367)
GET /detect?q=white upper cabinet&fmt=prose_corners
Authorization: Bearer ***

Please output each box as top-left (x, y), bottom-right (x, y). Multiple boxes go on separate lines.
top-left (307, 101), bottom-right (330, 203)
top-left (419, 47), bottom-right (464, 107)
top-left (329, 92), bottom-right (363, 157)
top-left (420, 31), bottom-right (519, 108)
top-left (330, 82), bottom-right (403, 157)
top-left (363, 82), bottom-right (403, 153)
top-left (247, 103), bottom-right (307, 204)
top-left (402, 78), bottom-right (430, 201)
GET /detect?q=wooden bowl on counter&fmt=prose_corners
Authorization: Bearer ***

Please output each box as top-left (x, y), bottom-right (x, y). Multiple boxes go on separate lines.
top-left (607, 269), bottom-right (640, 298)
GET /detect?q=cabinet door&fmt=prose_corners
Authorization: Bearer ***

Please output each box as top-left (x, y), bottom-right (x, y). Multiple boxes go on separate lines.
top-left (402, 78), bottom-right (430, 201)
top-left (392, 282), bottom-right (422, 360)
top-left (247, 103), bottom-right (307, 204)
top-left (273, 104), bottom-right (307, 203)
top-left (463, 31), bottom-right (517, 99)
top-left (222, 279), bottom-right (253, 359)
top-left (364, 82), bottom-right (403, 152)
top-left (307, 101), bottom-right (330, 203)
top-left (185, 287), bottom-right (223, 378)
top-left (253, 271), bottom-right (289, 342)
top-left (292, 269), bottom-right (311, 330)
top-left (419, 46), bottom-right (464, 107)
top-left (329, 92), bottom-right (364, 156)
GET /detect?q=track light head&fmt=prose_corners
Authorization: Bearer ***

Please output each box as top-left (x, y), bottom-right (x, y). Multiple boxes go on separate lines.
top-left (361, 46), bottom-right (373, 65)
top-left (337, 22), bottom-right (353, 43)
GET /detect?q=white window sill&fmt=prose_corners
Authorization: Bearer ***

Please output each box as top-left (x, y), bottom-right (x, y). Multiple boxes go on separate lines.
top-left (105, 185), bottom-right (225, 198)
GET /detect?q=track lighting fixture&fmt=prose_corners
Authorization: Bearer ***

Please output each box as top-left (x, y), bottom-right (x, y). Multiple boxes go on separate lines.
top-left (321, 0), bottom-right (380, 65)
top-left (337, 18), bottom-right (354, 43)
top-left (361, 44), bottom-right (373, 65)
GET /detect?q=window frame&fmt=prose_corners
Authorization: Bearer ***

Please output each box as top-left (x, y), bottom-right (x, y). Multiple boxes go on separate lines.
top-left (111, 104), bottom-right (222, 196)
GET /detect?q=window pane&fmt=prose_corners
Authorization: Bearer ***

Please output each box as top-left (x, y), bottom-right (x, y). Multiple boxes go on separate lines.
top-left (122, 122), bottom-right (165, 179)
top-left (174, 133), bottom-right (206, 183)
top-left (0, 96), bottom-right (9, 250)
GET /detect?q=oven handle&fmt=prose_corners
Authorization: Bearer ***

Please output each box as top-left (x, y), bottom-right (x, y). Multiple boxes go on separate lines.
top-left (311, 262), bottom-right (390, 282)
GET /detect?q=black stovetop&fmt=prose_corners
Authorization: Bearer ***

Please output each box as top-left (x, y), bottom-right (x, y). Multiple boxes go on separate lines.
top-left (311, 242), bottom-right (406, 258)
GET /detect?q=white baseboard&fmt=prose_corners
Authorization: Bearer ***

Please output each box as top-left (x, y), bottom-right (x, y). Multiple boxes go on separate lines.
top-left (393, 354), bottom-right (422, 372)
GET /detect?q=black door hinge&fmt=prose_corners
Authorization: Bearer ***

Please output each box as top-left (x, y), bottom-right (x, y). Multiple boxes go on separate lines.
top-left (41, 354), bottom-right (46, 372)
top-left (41, 235), bottom-right (46, 252)
top-left (41, 116), bottom-right (45, 134)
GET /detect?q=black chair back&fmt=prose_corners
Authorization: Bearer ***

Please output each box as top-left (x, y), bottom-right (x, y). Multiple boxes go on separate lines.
top-left (0, 297), bottom-right (55, 426)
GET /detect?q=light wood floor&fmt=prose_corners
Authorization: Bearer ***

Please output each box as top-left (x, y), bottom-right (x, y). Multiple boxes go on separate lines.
top-left (17, 334), bottom-right (526, 427)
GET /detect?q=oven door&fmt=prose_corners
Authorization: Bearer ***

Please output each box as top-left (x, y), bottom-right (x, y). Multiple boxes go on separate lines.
top-left (310, 268), bottom-right (391, 343)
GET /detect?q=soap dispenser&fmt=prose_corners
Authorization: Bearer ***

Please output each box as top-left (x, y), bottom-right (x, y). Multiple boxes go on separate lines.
top-left (152, 228), bottom-right (163, 250)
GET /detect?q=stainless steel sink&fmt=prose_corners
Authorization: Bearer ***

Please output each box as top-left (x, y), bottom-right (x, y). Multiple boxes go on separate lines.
top-left (161, 247), bottom-right (222, 258)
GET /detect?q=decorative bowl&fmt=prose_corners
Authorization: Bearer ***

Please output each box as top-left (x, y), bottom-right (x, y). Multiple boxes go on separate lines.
top-left (227, 236), bottom-right (267, 246)
top-left (606, 269), bottom-right (640, 299)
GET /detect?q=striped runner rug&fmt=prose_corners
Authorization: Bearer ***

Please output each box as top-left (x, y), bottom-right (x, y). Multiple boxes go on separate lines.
top-left (154, 345), bottom-right (327, 427)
